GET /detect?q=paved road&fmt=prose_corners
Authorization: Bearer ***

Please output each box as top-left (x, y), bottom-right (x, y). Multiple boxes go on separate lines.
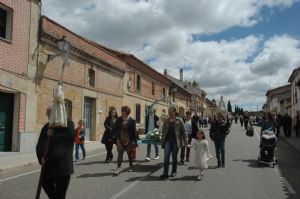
top-left (0, 123), bottom-right (299, 199)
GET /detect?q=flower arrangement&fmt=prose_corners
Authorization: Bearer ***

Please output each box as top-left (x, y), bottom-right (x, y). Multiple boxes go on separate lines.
top-left (145, 128), bottom-right (162, 143)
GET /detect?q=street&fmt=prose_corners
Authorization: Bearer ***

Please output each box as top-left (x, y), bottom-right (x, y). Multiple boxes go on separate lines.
top-left (0, 123), bottom-right (299, 199)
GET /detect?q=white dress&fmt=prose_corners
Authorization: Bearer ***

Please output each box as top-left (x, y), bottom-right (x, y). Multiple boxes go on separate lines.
top-left (190, 139), bottom-right (211, 169)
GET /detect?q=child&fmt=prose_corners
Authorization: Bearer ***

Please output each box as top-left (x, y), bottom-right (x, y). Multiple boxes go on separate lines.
top-left (188, 129), bottom-right (212, 180)
top-left (75, 120), bottom-right (86, 161)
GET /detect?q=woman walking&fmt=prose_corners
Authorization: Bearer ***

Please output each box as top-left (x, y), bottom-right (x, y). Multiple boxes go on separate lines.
top-left (112, 106), bottom-right (137, 175)
top-left (101, 107), bottom-right (118, 163)
top-left (188, 129), bottom-right (212, 180)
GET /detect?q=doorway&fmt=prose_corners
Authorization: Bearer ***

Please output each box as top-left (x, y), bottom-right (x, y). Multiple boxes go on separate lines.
top-left (0, 92), bottom-right (14, 151)
top-left (84, 97), bottom-right (96, 141)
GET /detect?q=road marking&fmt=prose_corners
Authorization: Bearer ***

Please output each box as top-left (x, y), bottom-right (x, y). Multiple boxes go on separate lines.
top-left (0, 151), bottom-right (108, 182)
top-left (109, 180), bottom-right (140, 199)
top-left (0, 170), bottom-right (40, 182)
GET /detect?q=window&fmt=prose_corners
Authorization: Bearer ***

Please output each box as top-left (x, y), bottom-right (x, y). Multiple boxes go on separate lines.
top-left (163, 88), bottom-right (166, 99)
top-left (136, 104), bottom-right (141, 123)
top-left (88, 68), bottom-right (95, 87)
top-left (0, 4), bottom-right (12, 40)
top-left (64, 99), bottom-right (72, 120)
top-left (152, 82), bottom-right (155, 95)
top-left (136, 75), bottom-right (141, 91)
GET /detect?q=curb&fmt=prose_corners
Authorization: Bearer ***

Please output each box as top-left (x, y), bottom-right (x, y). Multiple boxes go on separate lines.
top-left (0, 142), bottom-right (105, 173)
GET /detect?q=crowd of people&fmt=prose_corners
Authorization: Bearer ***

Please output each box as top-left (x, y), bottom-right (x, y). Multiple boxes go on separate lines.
top-left (39, 104), bottom-right (299, 198)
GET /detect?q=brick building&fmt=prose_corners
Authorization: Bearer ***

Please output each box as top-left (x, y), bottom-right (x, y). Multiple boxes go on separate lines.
top-left (97, 47), bottom-right (192, 129)
top-left (37, 16), bottom-right (128, 141)
top-left (0, 0), bottom-right (40, 152)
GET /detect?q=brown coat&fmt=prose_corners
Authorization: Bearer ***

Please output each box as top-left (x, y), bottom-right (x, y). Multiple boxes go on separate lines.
top-left (161, 117), bottom-right (187, 148)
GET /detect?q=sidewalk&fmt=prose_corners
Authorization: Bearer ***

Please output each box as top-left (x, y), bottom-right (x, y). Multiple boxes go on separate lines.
top-left (278, 131), bottom-right (300, 155)
top-left (0, 141), bottom-right (104, 172)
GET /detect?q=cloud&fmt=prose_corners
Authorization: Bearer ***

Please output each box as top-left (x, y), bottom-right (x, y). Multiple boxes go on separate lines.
top-left (41, 0), bottom-right (300, 110)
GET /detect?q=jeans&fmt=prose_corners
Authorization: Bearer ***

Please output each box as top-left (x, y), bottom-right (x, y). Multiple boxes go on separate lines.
top-left (163, 140), bottom-right (178, 176)
top-left (75, 144), bottom-right (86, 160)
top-left (146, 143), bottom-right (159, 158)
top-left (214, 139), bottom-right (225, 165)
top-left (105, 142), bottom-right (113, 161)
top-left (42, 175), bottom-right (71, 199)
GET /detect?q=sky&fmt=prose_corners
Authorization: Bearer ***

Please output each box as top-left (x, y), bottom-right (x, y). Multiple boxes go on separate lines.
top-left (42, 0), bottom-right (300, 111)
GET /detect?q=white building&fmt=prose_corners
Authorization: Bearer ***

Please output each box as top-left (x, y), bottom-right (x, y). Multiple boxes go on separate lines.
top-left (288, 67), bottom-right (300, 118)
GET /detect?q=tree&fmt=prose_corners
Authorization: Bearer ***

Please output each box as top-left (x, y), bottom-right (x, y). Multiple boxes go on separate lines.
top-left (192, 80), bottom-right (199, 88)
top-left (227, 100), bottom-right (232, 112)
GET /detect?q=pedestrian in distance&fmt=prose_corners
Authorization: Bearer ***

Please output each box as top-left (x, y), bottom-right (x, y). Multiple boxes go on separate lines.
top-left (145, 109), bottom-right (160, 161)
top-left (243, 113), bottom-right (249, 130)
top-left (239, 115), bottom-right (244, 127)
top-left (282, 113), bottom-right (292, 137)
top-left (74, 120), bottom-right (86, 161)
top-left (112, 106), bottom-right (137, 175)
top-left (101, 107), bottom-right (118, 163)
top-left (160, 106), bottom-right (187, 180)
top-left (36, 105), bottom-right (75, 199)
top-left (294, 111), bottom-right (300, 138)
top-left (275, 114), bottom-right (282, 137)
top-left (188, 129), bottom-right (212, 180)
top-left (209, 112), bottom-right (229, 168)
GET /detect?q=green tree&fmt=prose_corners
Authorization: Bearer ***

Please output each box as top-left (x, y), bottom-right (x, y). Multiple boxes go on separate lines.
top-left (227, 100), bottom-right (232, 112)
top-left (192, 80), bottom-right (199, 88)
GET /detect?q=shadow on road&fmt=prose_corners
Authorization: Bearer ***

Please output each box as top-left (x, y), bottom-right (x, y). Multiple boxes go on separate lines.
top-left (232, 159), bottom-right (262, 168)
top-left (169, 175), bottom-right (198, 182)
top-left (77, 172), bottom-right (114, 178)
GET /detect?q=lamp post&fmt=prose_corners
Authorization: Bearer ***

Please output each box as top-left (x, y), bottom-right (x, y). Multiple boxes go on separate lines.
top-left (46, 36), bottom-right (70, 82)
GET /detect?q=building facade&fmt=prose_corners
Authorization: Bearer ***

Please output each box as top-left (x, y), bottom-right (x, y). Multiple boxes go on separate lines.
top-left (0, 0), bottom-right (40, 152)
top-left (265, 84), bottom-right (291, 116)
top-left (288, 67), bottom-right (300, 118)
top-left (37, 16), bottom-right (127, 141)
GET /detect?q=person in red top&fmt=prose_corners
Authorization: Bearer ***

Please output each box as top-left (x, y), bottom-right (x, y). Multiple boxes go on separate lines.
top-left (75, 120), bottom-right (86, 161)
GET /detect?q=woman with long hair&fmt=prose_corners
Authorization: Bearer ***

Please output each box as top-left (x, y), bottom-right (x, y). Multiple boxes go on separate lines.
top-left (101, 107), bottom-right (118, 163)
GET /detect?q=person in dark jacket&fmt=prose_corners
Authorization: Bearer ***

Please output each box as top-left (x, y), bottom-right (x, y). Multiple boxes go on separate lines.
top-left (243, 113), bottom-right (249, 130)
top-left (209, 112), bottom-right (229, 168)
top-left (282, 113), bottom-right (292, 137)
top-left (36, 105), bottom-right (75, 199)
top-left (112, 106), bottom-right (137, 175)
top-left (101, 107), bottom-right (118, 163)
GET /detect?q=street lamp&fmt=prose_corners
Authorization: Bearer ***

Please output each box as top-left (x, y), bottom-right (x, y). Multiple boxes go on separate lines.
top-left (46, 36), bottom-right (70, 82)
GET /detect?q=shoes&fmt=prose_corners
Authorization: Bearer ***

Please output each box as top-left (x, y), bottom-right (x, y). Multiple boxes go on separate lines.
top-left (105, 159), bottom-right (111, 163)
top-left (160, 174), bottom-right (168, 180)
top-left (170, 172), bottom-right (177, 177)
top-left (201, 172), bottom-right (204, 176)
top-left (178, 161), bottom-right (184, 165)
top-left (145, 157), bottom-right (151, 161)
top-left (154, 156), bottom-right (160, 160)
top-left (217, 161), bottom-right (221, 168)
top-left (221, 164), bottom-right (225, 168)
top-left (82, 157), bottom-right (86, 160)
top-left (186, 159), bottom-right (190, 162)
top-left (74, 159), bottom-right (79, 162)
top-left (197, 175), bottom-right (202, 180)
top-left (128, 166), bottom-right (134, 172)
top-left (113, 169), bottom-right (121, 176)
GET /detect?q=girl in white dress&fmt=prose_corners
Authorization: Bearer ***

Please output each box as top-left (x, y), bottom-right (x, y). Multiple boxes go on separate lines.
top-left (188, 129), bottom-right (212, 180)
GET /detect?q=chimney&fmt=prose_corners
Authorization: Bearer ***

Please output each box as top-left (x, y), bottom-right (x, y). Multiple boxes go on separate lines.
top-left (180, 68), bottom-right (183, 81)
top-left (164, 69), bottom-right (167, 76)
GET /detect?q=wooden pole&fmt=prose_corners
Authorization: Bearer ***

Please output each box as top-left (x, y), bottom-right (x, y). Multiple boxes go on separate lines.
top-left (35, 135), bottom-right (51, 199)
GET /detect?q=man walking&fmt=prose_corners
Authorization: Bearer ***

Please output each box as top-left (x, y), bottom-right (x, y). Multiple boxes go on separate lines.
top-left (145, 109), bottom-right (160, 161)
top-left (209, 112), bottom-right (229, 168)
top-left (36, 105), bottom-right (75, 199)
top-left (160, 107), bottom-right (187, 180)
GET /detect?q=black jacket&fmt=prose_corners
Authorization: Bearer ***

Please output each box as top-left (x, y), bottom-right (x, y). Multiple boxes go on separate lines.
top-left (36, 120), bottom-right (75, 177)
top-left (112, 117), bottom-right (137, 143)
top-left (101, 117), bottom-right (115, 144)
top-left (209, 120), bottom-right (229, 141)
